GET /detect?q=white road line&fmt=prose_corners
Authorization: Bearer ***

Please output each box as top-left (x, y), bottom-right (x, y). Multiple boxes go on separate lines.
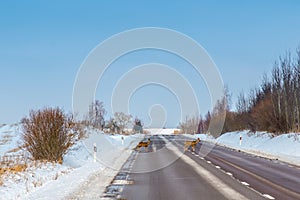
top-left (215, 166), bottom-right (221, 169)
top-left (207, 160), bottom-right (212, 164)
top-left (263, 194), bottom-right (275, 199)
top-left (152, 145), bottom-right (157, 152)
top-left (112, 180), bottom-right (134, 185)
top-left (164, 138), bottom-right (249, 200)
top-left (226, 172), bottom-right (233, 176)
top-left (241, 181), bottom-right (250, 186)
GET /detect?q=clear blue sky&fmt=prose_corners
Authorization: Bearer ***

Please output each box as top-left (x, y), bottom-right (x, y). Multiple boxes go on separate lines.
top-left (1, 0), bottom-right (300, 127)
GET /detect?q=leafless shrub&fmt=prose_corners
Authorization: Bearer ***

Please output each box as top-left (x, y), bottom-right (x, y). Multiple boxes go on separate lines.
top-left (22, 107), bottom-right (76, 163)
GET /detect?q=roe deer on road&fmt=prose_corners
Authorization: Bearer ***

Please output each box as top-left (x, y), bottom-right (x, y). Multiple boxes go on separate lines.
top-left (135, 138), bottom-right (151, 151)
top-left (184, 138), bottom-right (200, 152)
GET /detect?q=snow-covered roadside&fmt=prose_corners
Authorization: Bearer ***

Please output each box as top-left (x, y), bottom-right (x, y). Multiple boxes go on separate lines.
top-left (187, 131), bottom-right (300, 166)
top-left (0, 125), bottom-right (142, 200)
top-left (22, 131), bottom-right (141, 200)
top-left (64, 133), bottom-right (141, 200)
top-left (0, 125), bottom-right (76, 200)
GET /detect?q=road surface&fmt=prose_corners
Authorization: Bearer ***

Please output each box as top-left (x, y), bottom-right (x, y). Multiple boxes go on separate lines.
top-left (103, 135), bottom-right (300, 200)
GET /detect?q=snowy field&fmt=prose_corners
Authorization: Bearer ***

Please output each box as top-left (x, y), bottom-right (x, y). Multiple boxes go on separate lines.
top-left (1, 125), bottom-right (300, 199)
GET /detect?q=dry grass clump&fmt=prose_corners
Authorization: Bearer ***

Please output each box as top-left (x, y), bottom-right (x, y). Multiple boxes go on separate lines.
top-left (0, 164), bottom-right (27, 175)
top-left (0, 163), bottom-right (27, 186)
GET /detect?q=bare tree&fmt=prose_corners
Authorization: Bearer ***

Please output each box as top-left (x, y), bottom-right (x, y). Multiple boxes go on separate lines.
top-left (113, 112), bottom-right (132, 134)
top-left (236, 92), bottom-right (248, 114)
top-left (87, 100), bottom-right (106, 129)
top-left (294, 47), bottom-right (300, 131)
top-left (197, 115), bottom-right (205, 134)
top-left (179, 115), bottom-right (200, 134)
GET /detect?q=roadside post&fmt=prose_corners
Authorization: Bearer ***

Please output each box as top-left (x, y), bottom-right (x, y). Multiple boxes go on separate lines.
top-left (93, 143), bottom-right (97, 162)
top-left (121, 136), bottom-right (124, 145)
top-left (239, 135), bottom-right (242, 146)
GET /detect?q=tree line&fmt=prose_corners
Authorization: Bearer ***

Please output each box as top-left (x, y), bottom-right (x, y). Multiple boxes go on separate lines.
top-left (180, 47), bottom-right (300, 135)
top-left (234, 48), bottom-right (300, 134)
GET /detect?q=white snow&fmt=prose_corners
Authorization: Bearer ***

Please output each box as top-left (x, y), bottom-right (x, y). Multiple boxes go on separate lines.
top-left (0, 124), bottom-right (22, 156)
top-left (1, 125), bottom-right (300, 200)
top-left (146, 128), bottom-right (180, 135)
top-left (0, 125), bottom-right (141, 200)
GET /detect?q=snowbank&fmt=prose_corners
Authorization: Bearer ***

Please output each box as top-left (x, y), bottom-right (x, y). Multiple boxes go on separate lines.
top-left (216, 131), bottom-right (300, 166)
top-left (1, 125), bottom-right (141, 200)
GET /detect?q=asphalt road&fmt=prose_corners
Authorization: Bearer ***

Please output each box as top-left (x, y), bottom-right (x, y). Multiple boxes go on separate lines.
top-left (106, 135), bottom-right (300, 200)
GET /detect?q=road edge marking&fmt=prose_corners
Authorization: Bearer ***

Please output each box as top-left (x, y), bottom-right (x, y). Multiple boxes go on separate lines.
top-left (163, 138), bottom-right (249, 200)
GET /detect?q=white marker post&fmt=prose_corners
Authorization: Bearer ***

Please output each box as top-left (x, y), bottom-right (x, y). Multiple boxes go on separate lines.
top-left (239, 135), bottom-right (242, 146)
top-left (93, 143), bottom-right (97, 162)
top-left (121, 136), bottom-right (124, 145)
